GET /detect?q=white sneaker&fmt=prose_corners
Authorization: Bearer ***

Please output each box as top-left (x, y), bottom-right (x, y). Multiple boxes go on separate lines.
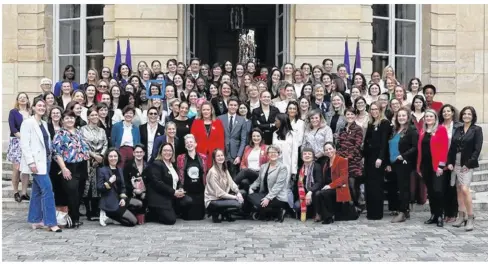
top-left (99, 210), bottom-right (107, 226)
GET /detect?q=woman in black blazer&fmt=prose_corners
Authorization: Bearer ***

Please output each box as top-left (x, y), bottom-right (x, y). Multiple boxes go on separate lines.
top-left (386, 107), bottom-right (418, 223)
top-left (143, 143), bottom-right (192, 225)
top-left (447, 106), bottom-right (483, 231)
top-left (292, 147), bottom-right (325, 221)
top-left (97, 148), bottom-right (142, 227)
top-left (251, 91), bottom-right (280, 145)
top-left (363, 101), bottom-right (392, 220)
top-left (140, 107), bottom-right (165, 161)
top-left (123, 144), bottom-right (148, 215)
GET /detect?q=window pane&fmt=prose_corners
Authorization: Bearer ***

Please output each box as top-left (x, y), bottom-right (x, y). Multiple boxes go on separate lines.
top-left (86, 18), bottom-right (104, 53)
top-left (59, 56), bottom-right (80, 83)
top-left (373, 18), bottom-right (389, 54)
top-left (395, 4), bottom-right (416, 20)
top-left (395, 21), bottom-right (415, 55)
top-left (190, 17), bottom-right (195, 53)
top-left (277, 54), bottom-right (283, 68)
top-left (279, 4), bottom-right (283, 14)
top-left (372, 4), bottom-right (389, 17)
top-left (86, 55), bottom-right (104, 73)
top-left (395, 57), bottom-right (415, 86)
top-left (59, 20), bottom-right (80, 54)
top-left (372, 55), bottom-right (389, 77)
top-left (87, 4), bottom-right (104, 17)
top-left (59, 4), bottom-right (80, 19)
top-left (278, 16), bottom-right (283, 52)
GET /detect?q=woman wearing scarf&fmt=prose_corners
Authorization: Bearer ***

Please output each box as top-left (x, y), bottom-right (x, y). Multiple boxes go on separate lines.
top-left (292, 148), bottom-right (325, 221)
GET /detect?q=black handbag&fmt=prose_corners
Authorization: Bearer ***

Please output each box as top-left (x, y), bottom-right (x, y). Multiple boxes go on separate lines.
top-left (335, 201), bottom-right (359, 221)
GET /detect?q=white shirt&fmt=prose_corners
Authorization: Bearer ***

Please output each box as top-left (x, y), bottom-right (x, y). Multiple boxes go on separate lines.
top-left (275, 100), bottom-right (289, 114)
top-left (166, 162), bottom-right (179, 190)
top-left (290, 119), bottom-right (305, 147)
top-left (272, 131), bottom-right (298, 176)
top-left (249, 100), bottom-right (260, 112)
top-left (120, 122), bottom-right (134, 147)
top-left (294, 83), bottom-right (303, 98)
top-left (146, 123), bottom-right (158, 161)
top-left (247, 148), bottom-right (261, 171)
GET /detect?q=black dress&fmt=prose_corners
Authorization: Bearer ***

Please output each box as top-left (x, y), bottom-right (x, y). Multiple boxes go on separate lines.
top-left (173, 118), bottom-right (193, 156)
top-left (181, 154), bottom-right (205, 220)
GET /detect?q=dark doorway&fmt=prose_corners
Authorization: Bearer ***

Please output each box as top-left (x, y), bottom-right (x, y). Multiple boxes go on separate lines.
top-left (193, 5), bottom-right (276, 68)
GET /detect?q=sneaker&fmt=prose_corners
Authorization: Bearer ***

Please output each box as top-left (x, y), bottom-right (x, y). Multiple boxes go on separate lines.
top-left (99, 210), bottom-right (107, 226)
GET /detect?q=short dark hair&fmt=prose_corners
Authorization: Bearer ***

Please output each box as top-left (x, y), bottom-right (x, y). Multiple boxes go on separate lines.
top-left (147, 106), bottom-right (159, 114)
top-left (62, 110), bottom-right (77, 119)
top-left (189, 57), bottom-right (201, 65)
top-left (133, 144), bottom-right (145, 152)
top-left (336, 63), bottom-right (346, 71)
top-left (322, 58), bottom-right (333, 67)
top-left (345, 107), bottom-right (358, 116)
top-left (459, 106), bottom-right (477, 124)
top-left (227, 96), bottom-right (239, 105)
top-left (422, 84), bottom-right (437, 95)
top-left (323, 141), bottom-right (335, 149)
top-left (122, 105), bottom-right (135, 115)
top-left (104, 148), bottom-right (121, 166)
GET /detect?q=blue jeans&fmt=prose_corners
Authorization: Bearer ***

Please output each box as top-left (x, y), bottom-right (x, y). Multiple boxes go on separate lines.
top-left (27, 162), bottom-right (57, 226)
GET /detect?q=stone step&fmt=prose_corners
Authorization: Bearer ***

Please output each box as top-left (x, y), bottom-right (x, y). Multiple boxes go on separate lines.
top-left (470, 181), bottom-right (488, 193)
top-left (2, 171), bottom-right (33, 182)
top-left (2, 198), bottom-right (30, 210)
top-left (3, 186), bottom-right (32, 198)
top-left (472, 171), bottom-right (488, 182)
top-left (474, 159), bottom-right (488, 171)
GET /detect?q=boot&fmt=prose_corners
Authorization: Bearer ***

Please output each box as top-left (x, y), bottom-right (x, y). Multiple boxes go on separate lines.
top-left (211, 213), bottom-right (221, 223)
top-left (452, 212), bottom-right (467, 228)
top-left (424, 215), bottom-right (437, 224)
top-left (436, 215), bottom-right (443, 227)
top-left (391, 212), bottom-right (406, 223)
top-left (465, 215), bottom-right (474, 232)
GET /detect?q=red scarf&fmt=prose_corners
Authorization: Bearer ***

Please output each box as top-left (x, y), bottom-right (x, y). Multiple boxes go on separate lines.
top-left (297, 166), bottom-right (307, 222)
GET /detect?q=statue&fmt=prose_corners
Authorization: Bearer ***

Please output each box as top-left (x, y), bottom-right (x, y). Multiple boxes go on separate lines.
top-left (238, 30), bottom-right (256, 64)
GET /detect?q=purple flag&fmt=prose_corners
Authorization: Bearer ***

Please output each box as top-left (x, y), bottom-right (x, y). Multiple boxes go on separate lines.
top-left (343, 39), bottom-right (351, 80)
top-left (125, 39), bottom-right (132, 70)
top-left (353, 41), bottom-right (362, 76)
top-left (113, 40), bottom-right (122, 79)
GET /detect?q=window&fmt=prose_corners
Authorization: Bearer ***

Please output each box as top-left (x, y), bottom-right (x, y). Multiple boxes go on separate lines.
top-left (372, 4), bottom-right (421, 86)
top-left (54, 4), bottom-right (104, 84)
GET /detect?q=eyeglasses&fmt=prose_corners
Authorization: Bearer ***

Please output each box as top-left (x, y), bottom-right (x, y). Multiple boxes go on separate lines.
top-left (148, 112), bottom-right (158, 116)
top-left (98, 85), bottom-right (108, 88)
top-left (102, 71), bottom-right (110, 74)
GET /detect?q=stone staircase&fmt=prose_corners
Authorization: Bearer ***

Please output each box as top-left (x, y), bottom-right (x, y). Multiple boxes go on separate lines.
top-left (2, 158), bottom-right (488, 211)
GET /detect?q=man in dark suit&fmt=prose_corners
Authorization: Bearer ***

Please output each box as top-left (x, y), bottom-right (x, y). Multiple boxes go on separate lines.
top-left (140, 107), bottom-right (165, 162)
top-left (251, 91), bottom-right (280, 145)
top-left (337, 63), bottom-right (353, 92)
top-left (218, 97), bottom-right (248, 178)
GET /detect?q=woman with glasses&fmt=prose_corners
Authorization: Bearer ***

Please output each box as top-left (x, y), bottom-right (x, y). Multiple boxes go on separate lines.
top-left (248, 145), bottom-right (289, 222)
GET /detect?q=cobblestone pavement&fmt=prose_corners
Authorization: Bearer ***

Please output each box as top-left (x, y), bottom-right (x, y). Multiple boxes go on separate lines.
top-left (3, 210), bottom-right (488, 262)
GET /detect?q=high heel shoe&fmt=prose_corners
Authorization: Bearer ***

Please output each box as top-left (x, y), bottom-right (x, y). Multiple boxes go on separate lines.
top-left (48, 226), bottom-right (62, 232)
top-left (31, 222), bottom-right (44, 230)
top-left (424, 215), bottom-right (437, 224)
top-left (322, 217), bottom-right (334, 224)
top-left (452, 212), bottom-right (467, 228)
top-left (436, 216), bottom-right (444, 227)
top-left (276, 209), bottom-right (286, 223)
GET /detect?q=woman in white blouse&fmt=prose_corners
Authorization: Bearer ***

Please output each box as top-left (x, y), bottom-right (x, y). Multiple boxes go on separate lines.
top-left (302, 109), bottom-right (334, 168)
top-left (275, 84), bottom-right (296, 113)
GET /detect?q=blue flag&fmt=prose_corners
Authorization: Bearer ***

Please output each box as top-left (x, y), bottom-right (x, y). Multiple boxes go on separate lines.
top-left (353, 41), bottom-right (362, 76)
top-left (113, 40), bottom-right (122, 79)
top-left (125, 39), bottom-right (132, 70)
top-left (343, 39), bottom-right (351, 80)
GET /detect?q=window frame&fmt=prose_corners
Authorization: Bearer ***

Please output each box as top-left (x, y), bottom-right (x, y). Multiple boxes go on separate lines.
top-left (53, 4), bottom-right (104, 84)
top-left (372, 4), bottom-right (422, 82)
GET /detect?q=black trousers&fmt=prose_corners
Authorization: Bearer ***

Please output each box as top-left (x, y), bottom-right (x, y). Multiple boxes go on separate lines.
top-left (207, 199), bottom-right (242, 214)
top-left (78, 160), bottom-right (88, 210)
top-left (315, 189), bottom-right (340, 220)
top-left (149, 196), bottom-right (192, 225)
top-left (106, 198), bottom-right (142, 227)
top-left (61, 162), bottom-right (84, 222)
top-left (386, 170), bottom-right (399, 212)
top-left (348, 176), bottom-right (364, 207)
top-left (443, 170), bottom-right (458, 218)
top-left (391, 161), bottom-right (412, 213)
top-left (247, 193), bottom-right (288, 213)
top-left (182, 192), bottom-right (205, 220)
top-left (422, 167), bottom-right (444, 217)
top-left (49, 160), bottom-right (67, 206)
top-left (234, 169), bottom-right (259, 192)
top-left (364, 159), bottom-right (385, 220)
top-left (226, 160), bottom-right (240, 179)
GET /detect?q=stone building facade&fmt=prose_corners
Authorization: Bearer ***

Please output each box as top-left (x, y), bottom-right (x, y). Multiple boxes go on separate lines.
top-left (3, 4), bottom-right (488, 152)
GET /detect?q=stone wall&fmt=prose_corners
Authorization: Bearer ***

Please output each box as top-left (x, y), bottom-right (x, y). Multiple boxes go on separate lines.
top-left (2, 4), bottom-right (53, 151)
top-left (103, 4), bottom-right (183, 73)
top-left (292, 4), bottom-right (373, 75)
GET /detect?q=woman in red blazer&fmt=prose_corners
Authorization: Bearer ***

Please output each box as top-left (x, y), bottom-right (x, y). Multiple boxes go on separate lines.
top-left (235, 128), bottom-right (269, 194)
top-left (190, 102), bottom-right (225, 170)
top-left (417, 108), bottom-right (449, 227)
top-left (314, 142), bottom-right (352, 224)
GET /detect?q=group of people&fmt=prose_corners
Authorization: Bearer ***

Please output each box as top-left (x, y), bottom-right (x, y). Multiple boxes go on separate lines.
top-left (8, 57), bottom-right (483, 233)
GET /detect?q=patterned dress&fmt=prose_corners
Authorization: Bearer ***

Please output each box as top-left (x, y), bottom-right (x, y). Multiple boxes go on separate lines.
top-left (80, 125), bottom-right (108, 198)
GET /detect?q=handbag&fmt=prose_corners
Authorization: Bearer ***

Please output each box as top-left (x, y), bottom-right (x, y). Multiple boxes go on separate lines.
top-left (334, 201), bottom-right (360, 221)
